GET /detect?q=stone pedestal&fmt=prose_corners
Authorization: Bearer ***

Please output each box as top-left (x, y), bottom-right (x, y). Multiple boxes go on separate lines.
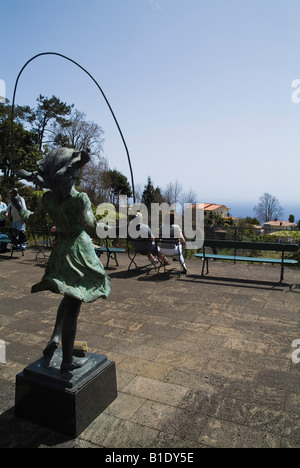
top-left (15, 350), bottom-right (117, 438)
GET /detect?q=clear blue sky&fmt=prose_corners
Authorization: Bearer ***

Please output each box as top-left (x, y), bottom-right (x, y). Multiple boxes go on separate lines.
top-left (1, 0), bottom-right (300, 219)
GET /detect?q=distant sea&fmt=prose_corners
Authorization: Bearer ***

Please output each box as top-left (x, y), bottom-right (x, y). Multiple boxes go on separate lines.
top-left (228, 202), bottom-right (300, 224)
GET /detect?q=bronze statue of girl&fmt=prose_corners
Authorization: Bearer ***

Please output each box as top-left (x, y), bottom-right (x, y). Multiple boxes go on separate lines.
top-left (11, 148), bottom-right (111, 374)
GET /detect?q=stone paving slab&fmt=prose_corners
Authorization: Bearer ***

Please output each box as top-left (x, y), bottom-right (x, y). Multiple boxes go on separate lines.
top-left (0, 248), bottom-right (300, 448)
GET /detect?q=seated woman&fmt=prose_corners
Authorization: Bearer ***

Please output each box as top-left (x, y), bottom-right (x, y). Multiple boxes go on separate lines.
top-left (159, 211), bottom-right (187, 274)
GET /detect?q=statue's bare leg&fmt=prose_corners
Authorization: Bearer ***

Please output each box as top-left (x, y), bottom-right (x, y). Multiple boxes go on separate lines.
top-left (43, 297), bottom-right (65, 362)
top-left (43, 296), bottom-right (88, 373)
top-left (60, 296), bottom-right (88, 373)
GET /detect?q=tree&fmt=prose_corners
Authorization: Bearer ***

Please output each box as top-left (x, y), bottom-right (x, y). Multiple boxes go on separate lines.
top-left (236, 217), bottom-right (260, 238)
top-left (80, 159), bottom-right (108, 205)
top-left (254, 193), bottom-right (283, 223)
top-left (289, 214), bottom-right (295, 223)
top-left (153, 186), bottom-right (165, 204)
top-left (163, 180), bottom-right (183, 205)
top-left (80, 157), bottom-right (110, 206)
top-left (183, 188), bottom-right (198, 205)
top-left (33, 95), bottom-right (73, 150)
top-left (50, 109), bottom-right (104, 158)
top-left (142, 176), bottom-right (165, 210)
top-left (108, 169), bottom-right (132, 206)
top-left (142, 176), bottom-right (155, 209)
top-left (133, 183), bottom-right (143, 203)
top-left (0, 102), bottom-right (42, 185)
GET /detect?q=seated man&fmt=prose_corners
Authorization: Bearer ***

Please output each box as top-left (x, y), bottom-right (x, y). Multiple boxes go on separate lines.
top-left (159, 211), bottom-right (187, 274)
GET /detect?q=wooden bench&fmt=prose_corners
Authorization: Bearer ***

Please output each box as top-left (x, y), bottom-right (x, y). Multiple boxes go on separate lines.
top-left (155, 237), bottom-right (185, 275)
top-left (95, 238), bottom-right (126, 269)
top-left (127, 237), bottom-right (184, 275)
top-left (31, 226), bottom-right (53, 260)
top-left (195, 239), bottom-right (299, 284)
top-left (0, 228), bottom-right (26, 257)
top-left (0, 233), bottom-right (12, 254)
top-left (126, 237), bottom-right (159, 272)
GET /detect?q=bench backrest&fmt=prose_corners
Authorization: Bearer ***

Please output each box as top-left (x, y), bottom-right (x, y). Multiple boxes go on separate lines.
top-left (127, 237), bottom-right (181, 253)
top-left (204, 239), bottom-right (299, 252)
top-left (156, 238), bottom-right (180, 246)
top-left (0, 227), bottom-right (20, 241)
top-left (127, 237), bottom-right (154, 253)
top-left (0, 227), bottom-right (13, 236)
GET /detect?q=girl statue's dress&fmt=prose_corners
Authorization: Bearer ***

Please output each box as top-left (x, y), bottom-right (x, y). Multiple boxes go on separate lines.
top-left (30, 190), bottom-right (111, 302)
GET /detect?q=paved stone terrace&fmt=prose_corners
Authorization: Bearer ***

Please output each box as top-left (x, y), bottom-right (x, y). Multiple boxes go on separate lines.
top-left (0, 247), bottom-right (300, 448)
